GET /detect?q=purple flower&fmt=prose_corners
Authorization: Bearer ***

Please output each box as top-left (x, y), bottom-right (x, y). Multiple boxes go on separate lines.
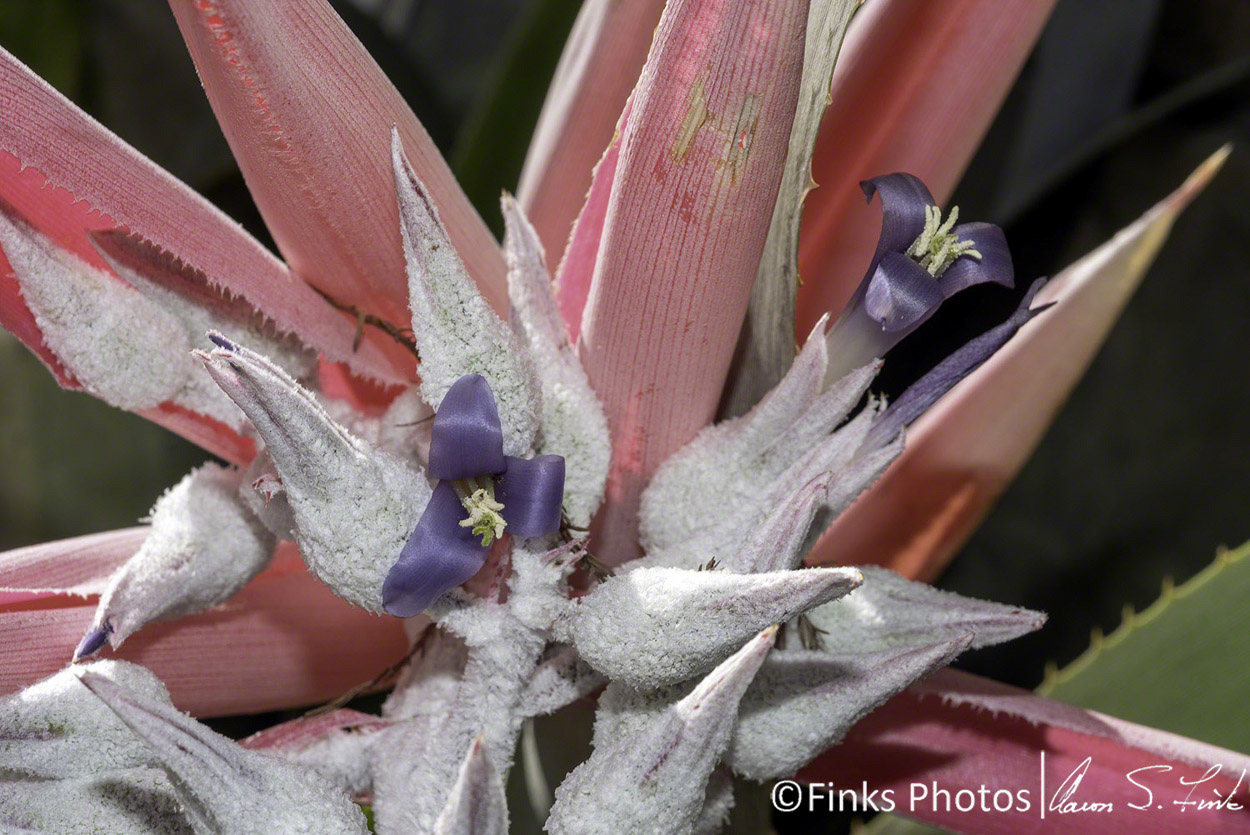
top-left (382, 374), bottom-right (565, 617)
top-left (825, 173), bottom-right (1015, 380)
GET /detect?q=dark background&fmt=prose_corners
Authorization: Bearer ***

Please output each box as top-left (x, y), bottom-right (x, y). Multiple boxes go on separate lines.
top-left (0, 2), bottom-right (1247, 828)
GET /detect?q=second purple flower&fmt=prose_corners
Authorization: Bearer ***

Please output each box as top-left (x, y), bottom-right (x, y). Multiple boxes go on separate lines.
top-left (382, 374), bottom-right (565, 616)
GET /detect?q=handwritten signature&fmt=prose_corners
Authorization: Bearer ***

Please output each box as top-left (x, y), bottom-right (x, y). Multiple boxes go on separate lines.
top-left (1048, 756), bottom-right (1247, 814)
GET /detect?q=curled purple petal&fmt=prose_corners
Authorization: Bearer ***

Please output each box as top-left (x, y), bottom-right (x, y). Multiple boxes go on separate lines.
top-left (938, 222), bottom-right (1016, 298)
top-left (73, 622), bottom-right (113, 661)
top-left (427, 374), bottom-right (506, 481)
top-left (864, 251), bottom-right (946, 333)
top-left (496, 455), bottom-right (565, 539)
top-left (861, 173), bottom-right (936, 258)
top-left (382, 482), bottom-right (489, 617)
top-left (868, 278), bottom-right (1052, 448)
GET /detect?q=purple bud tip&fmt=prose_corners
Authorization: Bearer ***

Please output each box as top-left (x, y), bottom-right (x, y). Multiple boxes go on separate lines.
top-left (207, 332), bottom-right (238, 351)
top-left (73, 622), bottom-right (113, 662)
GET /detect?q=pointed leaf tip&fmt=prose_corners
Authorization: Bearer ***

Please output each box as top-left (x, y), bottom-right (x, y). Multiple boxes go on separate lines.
top-left (547, 626), bottom-right (776, 835)
top-left (558, 566), bottom-right (859, 689)
top-left (434, 736), bottom-right (509, 835)
top-left (82, 463), bottom-right (275, 652)
top-left (393, 136), bottom-right (542, 457)
top-left (79, 669), bottom-right (369, 833)
top-left (200, 338), bottom-right (430, 612)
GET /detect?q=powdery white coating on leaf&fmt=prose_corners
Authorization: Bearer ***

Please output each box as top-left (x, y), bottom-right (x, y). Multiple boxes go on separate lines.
top-left (639, 319), bottom-right (828, 551)
top-left (433, 736), bottom-right (509, 835)
top-left (374, 602), bottom-right (547, 833)
top-left (554, 566), bottom-right (862, 690)
top-left (92, 230), bottom-right (318, 430)
top-left (0, 661), bottom-right (168, 779)
top-left (502, 196), bottom-right (609, 528)
top-left (78, 672), bottom-right (368, 834)
top-left (725, 636), bottom-right (971, 780)
top-left (86, 464), bottom-right (275, 651)
top-left (519, 645), bottom-right (608, 718)
top-left (631, 404), bottom-right (884, 574)
top-left (730, 473), bottom-right (831, 573)
top-left (692, 766), bottom-right (735, 835)
top-left (806, 566), bottom-right (1047, 651)
top-left (199, 340), bottom-right (431, 612)
top-left (630, 402), bottom-right (885, 575)
top-left (319, 385), bottom-right (433, 468)
top-left (256, 721), bottom-right (387, 799)
top-left (640, 354), bottom-right (878, 555)
top-left (393, 133), bottom-right (541, 456)
top-left (0, 766), bottom-right (190, 834)
top-left (383, 627), bottom-right (468, 722)
top-left (0, 205), bottom-right (187, 411)
top-left (546, 627), bottom-right (776, 835)
top-left (506, 543), bottom-right (575, 634)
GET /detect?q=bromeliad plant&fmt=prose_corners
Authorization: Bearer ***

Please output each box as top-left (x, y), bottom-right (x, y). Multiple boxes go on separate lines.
top-left (0, 1), bottom-right (1245, 833)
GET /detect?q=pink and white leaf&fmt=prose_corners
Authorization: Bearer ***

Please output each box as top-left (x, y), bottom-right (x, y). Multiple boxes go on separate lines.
top-left (576, 0), bottom-right (810, 565)
top-left (0, 544), bottom-right (410, 718)
top-left (803, 669), bottom-right (1250, 833)
top-left (0, 47), bottom-right (404, 386)
top-left (165, 0), bottom-right (505, 324)
top-left (727, 0), bottom-right (862, 415)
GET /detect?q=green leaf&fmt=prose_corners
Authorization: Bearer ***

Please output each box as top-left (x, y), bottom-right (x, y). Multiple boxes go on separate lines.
top-left (1036, 539), bottom-right (1250, 751)
top-left (450, 0), bottom-right (583, 235)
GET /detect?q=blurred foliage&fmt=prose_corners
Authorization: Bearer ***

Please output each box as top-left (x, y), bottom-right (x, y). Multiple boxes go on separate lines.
top-left (0, 0), bottom-right (84, 98)
top-left (0, 334), bottom-right (207, 549)
top-left (450, 0), bottom-right (582, 234)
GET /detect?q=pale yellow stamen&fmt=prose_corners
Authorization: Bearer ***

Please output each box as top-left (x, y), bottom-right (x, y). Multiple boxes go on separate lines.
top-left (906, 204), bottom-right (983, 277)
top-left (452, 477), bottom-right (507, 547)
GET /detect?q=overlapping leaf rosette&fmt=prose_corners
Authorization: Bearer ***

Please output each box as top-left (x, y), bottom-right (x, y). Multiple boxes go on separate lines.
top-left (1, 0), bottom-right (1246, 833)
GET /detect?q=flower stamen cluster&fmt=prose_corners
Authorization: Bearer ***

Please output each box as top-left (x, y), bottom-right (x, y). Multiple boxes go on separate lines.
top-left (906, 204), bottom-right (983, 277)
top-left (452, 478), bottom-right (506, 546)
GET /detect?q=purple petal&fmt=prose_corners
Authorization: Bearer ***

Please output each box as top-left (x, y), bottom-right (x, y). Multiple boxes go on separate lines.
top-left (382, 482), bottom-right (489, 617)
top-left (73, 622), bottom-right (113, 661)
top-left (861, 173), bottom-right (936, 257)
top-left (868, 278), bottom-right (1052, 448)
top-left (427, 374), bottom-right (506, 481)
top-left (937, 222), bottom-right (1016, 297)
top-left (496, 455), bottom-right (565, 539)
top-left (864, 251), bottom-right (945, 333)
